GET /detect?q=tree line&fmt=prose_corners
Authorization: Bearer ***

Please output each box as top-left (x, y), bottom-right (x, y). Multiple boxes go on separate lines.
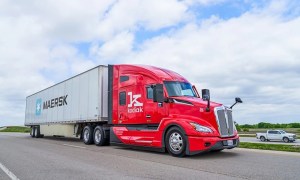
top-left (235, 122), bottom-right (300, 129)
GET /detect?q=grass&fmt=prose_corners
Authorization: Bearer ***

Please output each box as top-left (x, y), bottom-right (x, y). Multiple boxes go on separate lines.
top-left (0, 126), bottom-right (30, 133)
top-left (239, 134), bottom-right (256, 137)
top-left (239, 142), bottom-right (300, 153)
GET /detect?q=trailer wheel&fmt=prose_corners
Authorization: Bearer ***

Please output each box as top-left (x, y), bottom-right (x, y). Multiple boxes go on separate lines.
top-left (34, 126), bottom-right (40, 138)
top-left (93, 126), bottom-right (107, 146)
top-left (165, 126), bottom-right (187, 157)
top-left (31, 127), bottom-right (36, 138)
top-left (260, 136), bottom-right (266, 142)
top-left (83, 125), bottom-right (94, 145)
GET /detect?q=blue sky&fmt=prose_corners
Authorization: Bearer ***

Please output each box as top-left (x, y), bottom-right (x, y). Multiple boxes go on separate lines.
top-left (1, 0), bottom-right (300, 126)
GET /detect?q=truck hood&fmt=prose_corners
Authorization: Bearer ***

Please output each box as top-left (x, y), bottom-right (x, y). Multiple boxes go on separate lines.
top-left (285, 133), bottom-right (296, 136)
top-left (170, 96), bottom-right (223, 109)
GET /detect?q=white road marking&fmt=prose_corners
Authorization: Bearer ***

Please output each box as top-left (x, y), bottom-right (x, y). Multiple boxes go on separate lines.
top-left (63, 144), bottom-right (86, 149)
top-left (0, 162), bottom-right (20, 180)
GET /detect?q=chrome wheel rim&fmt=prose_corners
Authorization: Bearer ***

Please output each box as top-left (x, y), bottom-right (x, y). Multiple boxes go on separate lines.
top-left (94, 129), bottom-right (101, 143)
top-left (169, 132), bottom-right (183, 152)
top-left (84, 129), bottom-right (89, 142)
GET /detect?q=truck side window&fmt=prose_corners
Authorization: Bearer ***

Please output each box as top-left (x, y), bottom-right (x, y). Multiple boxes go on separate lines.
top-left (119, 91), bottom-right (126, 105)
top-left (146, 87), bottom-right (153, 99)
top-left (120, 76), bottom-right (129, 82)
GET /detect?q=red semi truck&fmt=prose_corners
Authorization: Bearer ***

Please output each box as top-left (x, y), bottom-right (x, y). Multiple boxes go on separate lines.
top-left (25, 64), bottom-right (242, 157)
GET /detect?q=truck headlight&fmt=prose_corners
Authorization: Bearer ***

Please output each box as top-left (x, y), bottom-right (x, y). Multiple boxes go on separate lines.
top-left (190, 122), bottom-right (213, 133)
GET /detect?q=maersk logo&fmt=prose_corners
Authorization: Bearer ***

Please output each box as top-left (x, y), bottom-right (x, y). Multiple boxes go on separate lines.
top-left (36, 98), bottom-right (42, 116)
top-left (43, 95), bottom-right (68, 109)
top-left (128, 92), bottom-right (143, 113)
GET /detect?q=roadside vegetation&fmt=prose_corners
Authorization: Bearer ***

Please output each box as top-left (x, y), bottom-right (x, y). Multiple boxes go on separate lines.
top-left (235, 122), bottom-right (300, 138)
top-left (0, 126), bottom-right (30, 133)
top-left (239, 142), bottom-right (300, 153)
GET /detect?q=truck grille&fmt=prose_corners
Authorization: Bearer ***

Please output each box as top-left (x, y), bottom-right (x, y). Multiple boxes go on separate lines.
top-left (214, 106), bottom-right (234, 137)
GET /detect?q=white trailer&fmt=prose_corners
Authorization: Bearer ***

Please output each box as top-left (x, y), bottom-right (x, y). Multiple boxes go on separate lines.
top-left (25, 65), bottom-right (109, 138)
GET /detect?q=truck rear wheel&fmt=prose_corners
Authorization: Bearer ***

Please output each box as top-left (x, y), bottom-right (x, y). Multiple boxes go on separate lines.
top-left (260, 136), bottom-right (266, 142)
top-left (165, 127), bottom-right (187, 157)
top-left (83, 125), bottom-right (94, 145)
top-left (93, 126), bottom-right (107, 146)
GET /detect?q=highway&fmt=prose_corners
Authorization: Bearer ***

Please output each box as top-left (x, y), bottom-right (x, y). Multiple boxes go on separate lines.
top-left (240, 137), bottom-right (300, 145)
top-left (0, 133), bottom-right (299, 180)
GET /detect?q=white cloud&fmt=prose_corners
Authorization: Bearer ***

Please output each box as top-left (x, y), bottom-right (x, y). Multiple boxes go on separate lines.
top-left (94, 31), bottom-right (134, 62)
top-left (96, 0), bottom-right (189, 40)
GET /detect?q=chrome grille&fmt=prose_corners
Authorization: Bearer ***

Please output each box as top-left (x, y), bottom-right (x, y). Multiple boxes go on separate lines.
top-left (214, 106), bottom-right (234, 137)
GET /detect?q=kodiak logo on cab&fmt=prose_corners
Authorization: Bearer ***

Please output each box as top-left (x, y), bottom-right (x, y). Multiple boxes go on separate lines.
top-left (127, 92), bottom-right (143, 113)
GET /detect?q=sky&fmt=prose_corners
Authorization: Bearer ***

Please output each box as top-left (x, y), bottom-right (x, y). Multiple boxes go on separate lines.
top-left (0, 0), bottom-right (300, 126)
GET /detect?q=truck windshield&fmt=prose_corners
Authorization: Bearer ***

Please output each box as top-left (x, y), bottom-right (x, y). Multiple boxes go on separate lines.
top-left (164, 81), bottom-right (197, 97)
top-left (280, 130), bottom-right (286, 134)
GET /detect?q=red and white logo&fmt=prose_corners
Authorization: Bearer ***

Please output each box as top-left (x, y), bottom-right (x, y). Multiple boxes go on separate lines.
top-left (128, 92), bottom-right (143, 113)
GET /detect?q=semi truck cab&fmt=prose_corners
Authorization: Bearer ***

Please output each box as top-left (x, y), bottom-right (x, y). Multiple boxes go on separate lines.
top-left (109, 64), bottom-right (241, 156)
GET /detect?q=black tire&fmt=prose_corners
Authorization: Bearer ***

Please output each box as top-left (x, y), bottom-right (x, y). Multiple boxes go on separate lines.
top-left (34, 126), bottom-right (40, 138)
top-left (165, 127), bottom-right (187, 157)
top-left (283, 137), bottom-right (289, 143)
top-left (83, 125), bottom-right (94, 145)
top-left (260, 136), bottom-right (266, 142)
top-left (31, 127), bottom-right (36, 138)
top-left (93, 126), bottom-right (107, 146)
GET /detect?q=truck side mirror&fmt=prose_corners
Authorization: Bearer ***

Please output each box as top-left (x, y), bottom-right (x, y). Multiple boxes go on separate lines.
top-left (230, 97), bottom-right (243, 109)
top-left (235, 97), bottom-right (243, 103)
top-left (201, 89), bottom-right (210, 112)
top-left (153, 84), bottom-right (164, 103)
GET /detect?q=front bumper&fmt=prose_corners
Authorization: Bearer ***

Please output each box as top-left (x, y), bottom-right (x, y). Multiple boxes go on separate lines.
top-left (288, 137), bottom-right (296, 141)
top-left (186, 135), bottom-right (239, 155)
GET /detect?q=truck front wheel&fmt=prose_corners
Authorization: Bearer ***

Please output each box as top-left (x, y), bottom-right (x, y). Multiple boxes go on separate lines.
top-left (165, 127), bottom-right (187, 157)
top-left (93, 126), bottom-right (107, 146)
top-left (83, 125), bottom-right (94, 145)
top-left (283, 137), bottom-right (289, 143)
top-left (260, 136), bottom-right (266, 142)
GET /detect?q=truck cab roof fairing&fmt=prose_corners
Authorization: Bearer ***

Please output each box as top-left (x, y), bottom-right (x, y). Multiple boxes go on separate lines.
top-left (117, 64), bottom-right (188, 83)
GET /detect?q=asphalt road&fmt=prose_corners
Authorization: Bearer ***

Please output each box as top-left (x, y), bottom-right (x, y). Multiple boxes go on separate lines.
top-left (0, 133), bottom-right (300, 180)
top-left (240, 137), bottom-right (300, 145)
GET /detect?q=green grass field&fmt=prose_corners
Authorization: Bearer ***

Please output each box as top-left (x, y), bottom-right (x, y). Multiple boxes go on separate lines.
top-left (239, 142), bottom-right (300, 153)
top-left (0, 126), bottom-right (30, 133)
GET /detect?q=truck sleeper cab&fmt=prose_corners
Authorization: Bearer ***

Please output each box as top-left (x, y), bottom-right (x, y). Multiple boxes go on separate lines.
top-left (108, 65), bottom-right (240, 156)
top-left (26, 64), bottom-right (240, 157)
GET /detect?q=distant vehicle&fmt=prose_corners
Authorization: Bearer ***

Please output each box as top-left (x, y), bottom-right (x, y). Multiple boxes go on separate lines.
top-left (256, 130), bottom-right (296, 143)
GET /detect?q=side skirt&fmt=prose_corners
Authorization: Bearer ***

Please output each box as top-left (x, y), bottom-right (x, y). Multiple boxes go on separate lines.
top-left (110, 142), bottom-right (165, 153)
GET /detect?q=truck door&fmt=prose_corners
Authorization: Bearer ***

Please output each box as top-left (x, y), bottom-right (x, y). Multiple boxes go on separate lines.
top-left (267, 131), bottom-right (276, 140)
top-left (143, 85), bottom-right (166, 125)
top-left (118, 89), bottom-right (128, 124)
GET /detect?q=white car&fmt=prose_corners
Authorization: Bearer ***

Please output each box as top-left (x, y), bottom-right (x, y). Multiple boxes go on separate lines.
top-left (256, 130), bottom-right (296, 143)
